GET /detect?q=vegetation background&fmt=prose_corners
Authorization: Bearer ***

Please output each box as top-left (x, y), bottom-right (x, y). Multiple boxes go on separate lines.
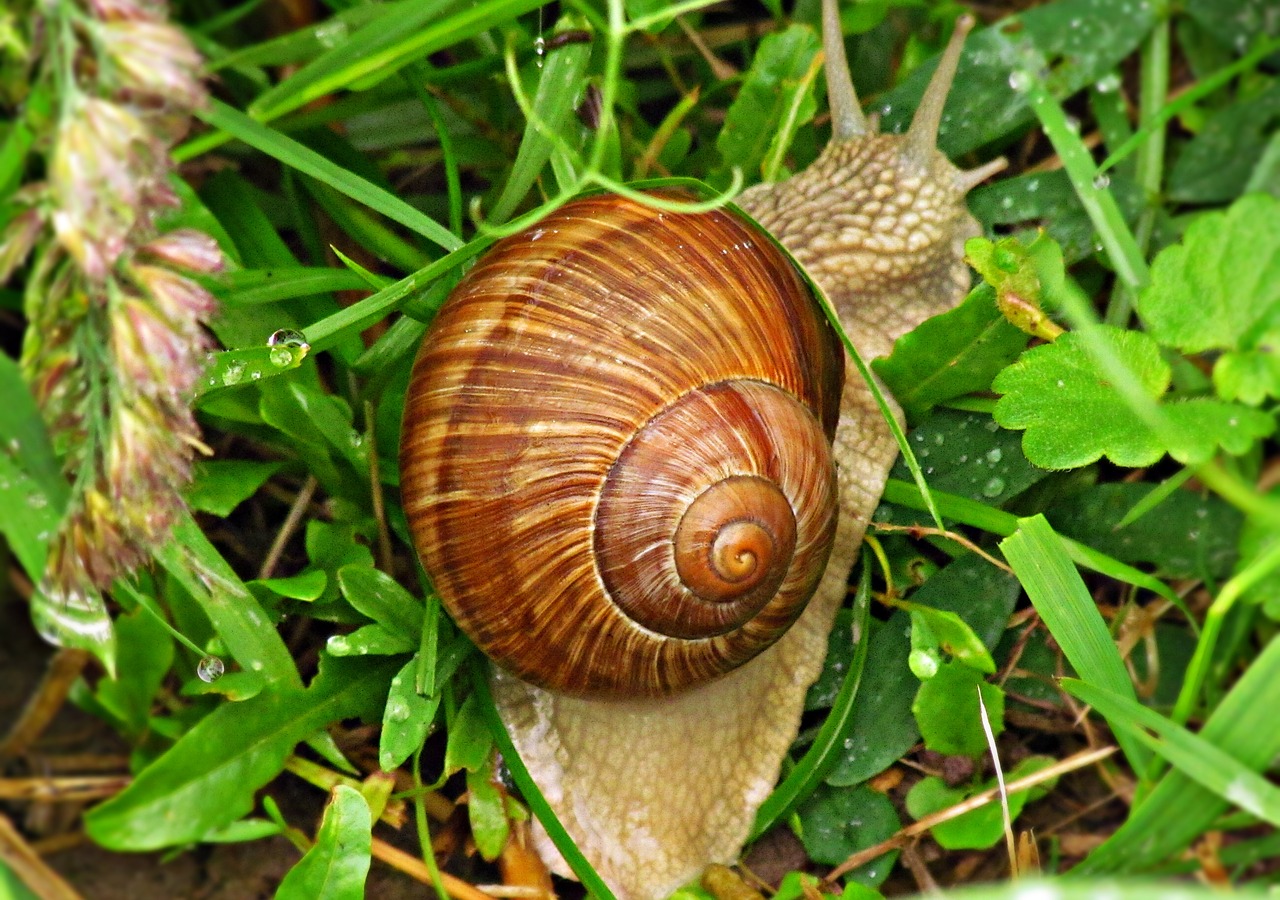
top-left (2, 0), bottom-right (1280, 897)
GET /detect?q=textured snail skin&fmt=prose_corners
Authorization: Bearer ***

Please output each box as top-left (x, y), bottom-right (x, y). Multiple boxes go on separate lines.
top-left (402, 194), bottom-right (842, 696)
top-left (485, 4), bottom-right (999, 897)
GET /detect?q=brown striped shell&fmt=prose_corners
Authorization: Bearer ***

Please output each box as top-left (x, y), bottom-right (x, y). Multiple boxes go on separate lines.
top-left (400, 192), bottom-right (843, 697)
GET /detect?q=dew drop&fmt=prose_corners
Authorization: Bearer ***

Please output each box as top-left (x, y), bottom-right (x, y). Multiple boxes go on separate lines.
top-left (1092, 172), bottom-right (1112, 190)
top-left (27, 491), bottom-right (48, 509)
top-left (533, 35), bottom-right (545, 67)
top-left (249, 370), bottom-right (263, 381)
top-left (315, 19), bottom-right (349, 48)
top-left (1008, 70), bottom-right (1033, 93)
top-left (197, 655), bottom-right (225, 682)
top-left (1096, 73), bottom-right (1121, 93)
top-left (986, 448), bottom-right (1003, 464)
top-left (268, 329), bottom-right (308, 349)
top-left (386, 698), bottom-right (412, 723)
top-left (222, 361), bottom-right (246, 386)
top-left (269, 346), bottom-right (294, 367)
top-left (982, 476), bottom-right (1007, 498)
top-left (1064, 115), bottom-right (1081, 134)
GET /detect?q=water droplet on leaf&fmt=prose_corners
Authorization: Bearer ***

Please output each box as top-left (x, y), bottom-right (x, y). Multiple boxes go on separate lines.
top-left (222, 362), bottom-right (246, 386)
top-left (982, 476), bottom-right (1006, 498)
top-left (197, 655), bottom-right (225, 682)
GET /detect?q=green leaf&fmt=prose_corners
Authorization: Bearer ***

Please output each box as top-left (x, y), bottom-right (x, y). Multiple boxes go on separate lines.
top-left (1137, 194), bottom-right (1280, 355)
top-left (873, 287), bottom-right (1028, 420)
top-left (1168, 83), bottom-right (1280, 204)
top-left (993, 326), bottom-right (1272, 467)
top-left (337, 565), bottom-right (424, 642)
top-left (443, 692), bottom-right (493, 776)
top-left (85, 655), bottom-right (394, 850)
top-left (1049, 482), bottom-right (1242, 582)
top-left (158, 514), bottom-right (300, 688)
top-left (196, 344), bottom-right (310, 400)
top-left (327, 624), bottom-right (415, 657)
top-left (93, 606), bottom-right (175, 736)
top-left (902, 605), bottom-right (995, 675)
top-left (1064, 679), bottom-right (1280, 828)
top-left (824, 612), bottom-right (920, 787)
top-left (912, 660), bottom-right (1003, 757)
top-left (466, 755), bottom-right (509, 862)
top-left (999, 515), bottom-right (1150, 774)
top-left (252, 570), bottom-right (329, 601)
top-left (797, 785), bottom-right (899, 887)
top-left (889, 409), bottom-right (1047, 507)
top-left (379, 656), bottom-right (439, 771)
top-left (905, 756), bottom-right (1056, 850)
top-left (186, 460), bottom-right (282, 517)
top-left (715, 24), bottom-right (820, 180)
top-left (274, 785), bottom-right (372, 900)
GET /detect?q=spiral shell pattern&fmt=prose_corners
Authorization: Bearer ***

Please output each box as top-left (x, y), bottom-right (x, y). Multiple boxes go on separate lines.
top-left (400, 192), bottom-right (843, 696)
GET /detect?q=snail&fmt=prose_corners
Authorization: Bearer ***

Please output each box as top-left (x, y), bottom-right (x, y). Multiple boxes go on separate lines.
top-left (399, 1), bottom-right (1004, 898)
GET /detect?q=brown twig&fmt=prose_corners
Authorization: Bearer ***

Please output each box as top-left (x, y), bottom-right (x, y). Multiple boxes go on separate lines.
top-left (258, 475), bottom-right (318, 580)
top-left (0, 813), bottom-right (84, 900)
top-left (370, 837), bottom-right (501, 900)
top-left (0, 775), bottom-right (131, 802)
top-left (825, 745), bottom-right (1119, 882)
top-left (870, 521), bottom-right (1014, 575)
top-left (0, 649), bottom-right (92, 760)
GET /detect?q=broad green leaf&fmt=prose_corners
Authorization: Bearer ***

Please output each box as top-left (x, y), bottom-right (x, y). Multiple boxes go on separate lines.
top-left (715, 24), bottom-right (820, 180)
top-left (797, 785), bottom-right (899, 887)
top-left (824, 612), bottom-right (919, 787)
top-left (1136, 194), bottom-right (1280, 357)
top-left (274, 785), bottom-right (372, 900)
top-left (93, 606), bottom-right (174, 736)
top-left (993, 326), bottom-right (1271, 467)
top-left (85, 655), bottom-right (394, 850)
top-left (888, 410), bottom-right (1046, 506)
top-left (444, 692), bottom-right (493, 776)
top-left (252, 570), bottom-right (329, 601)
top-left (873, 287), bottom-right (1028, 420)
top-left (0, 353), bottom-right (67, 509)
top-left (912, 661), bottom-right (1003, 757)
top-left (907, 552), bottom-right (1022, 652)
top-left (186, 460), bottom-right (283, 517)
top-left (902, 605), bottom-right (994, 675)
top-left (379, 656), bottom-right (439, 771)
top-left (1168, 83), bottom-right (1280, 204)
top-left (878, 0), bottom-right (1157, 157)
top-left (1049, 482), bottom-right (1242, 581)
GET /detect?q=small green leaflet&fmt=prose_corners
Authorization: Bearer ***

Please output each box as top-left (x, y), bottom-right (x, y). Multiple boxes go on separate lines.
top-left (1135, 193), bottom-right (1280, 404)
top-left (993, 326), bottom-right (1272, 468)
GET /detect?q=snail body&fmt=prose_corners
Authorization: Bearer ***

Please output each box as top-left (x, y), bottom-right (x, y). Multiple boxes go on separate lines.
top-left (399, 2), bottom-right (1001, 897)
top-left (401, 194), bottom-right (843, 696)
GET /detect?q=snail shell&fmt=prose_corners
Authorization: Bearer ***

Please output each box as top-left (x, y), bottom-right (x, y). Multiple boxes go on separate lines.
top-left (400, 192), bottom-right (844, 697)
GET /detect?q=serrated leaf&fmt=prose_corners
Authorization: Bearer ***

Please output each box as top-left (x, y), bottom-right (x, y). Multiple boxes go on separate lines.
top-left (993, 326), bottom-right (1272, 468)
top-left (1136, 194), bottom-right (1280, 362)
top-left (912, 661), bottom-right (1003, 758)
top-left (274, 785), bottom-right (371, 900)
top-left (873, 287), bottom-right (1028, 419)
